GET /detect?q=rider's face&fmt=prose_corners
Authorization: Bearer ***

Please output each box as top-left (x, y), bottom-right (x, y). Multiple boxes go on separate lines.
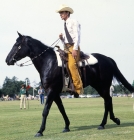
top-left (59, 11), bottom-right (69, 21)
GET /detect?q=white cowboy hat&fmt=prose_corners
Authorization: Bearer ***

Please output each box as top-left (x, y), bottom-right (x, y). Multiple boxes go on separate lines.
top-left (56, 4), bottom-right (74, 14)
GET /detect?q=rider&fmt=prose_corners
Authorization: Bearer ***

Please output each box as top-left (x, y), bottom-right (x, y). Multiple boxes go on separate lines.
top-left (56, 4), bottom-right (83, 96)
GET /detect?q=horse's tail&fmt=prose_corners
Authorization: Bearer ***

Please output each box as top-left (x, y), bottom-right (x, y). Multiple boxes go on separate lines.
top-left (111, 58), bottom-right (134, 93)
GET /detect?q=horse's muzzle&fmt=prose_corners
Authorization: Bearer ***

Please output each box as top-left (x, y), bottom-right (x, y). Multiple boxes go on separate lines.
top-left (5, 58), bottom-right (15, 65)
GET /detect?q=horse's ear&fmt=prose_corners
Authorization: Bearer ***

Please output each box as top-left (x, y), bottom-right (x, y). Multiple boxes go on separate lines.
top-left (17, 31), bottom-right (23, 38)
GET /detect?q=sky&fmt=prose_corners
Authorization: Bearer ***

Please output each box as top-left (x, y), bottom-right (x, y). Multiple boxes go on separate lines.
top-left (0, 0), bottom-right (134, 87)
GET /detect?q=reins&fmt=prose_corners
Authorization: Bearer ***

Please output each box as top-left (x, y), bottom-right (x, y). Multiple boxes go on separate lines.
top-left (15, 38), bottom-right (60, 67)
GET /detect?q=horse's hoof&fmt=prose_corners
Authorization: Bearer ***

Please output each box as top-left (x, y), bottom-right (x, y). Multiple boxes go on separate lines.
top-left (62, 128), bottom-right (70, 133)
top-left (34, 133), bottom-right (43, 137)
top-left (98, 125), bottom-right (105, 130)
top-left (115, 118), bottom-right (120, 125)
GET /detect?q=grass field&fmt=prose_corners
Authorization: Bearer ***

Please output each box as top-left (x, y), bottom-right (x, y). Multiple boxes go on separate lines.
top-left (0, 97), bottom-right (134, 140)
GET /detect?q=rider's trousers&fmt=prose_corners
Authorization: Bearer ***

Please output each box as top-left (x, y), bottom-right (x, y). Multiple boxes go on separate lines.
top-left (20, 95), bottom-right (26, 109)
top-left (65, 45), bottom-right (83, 94)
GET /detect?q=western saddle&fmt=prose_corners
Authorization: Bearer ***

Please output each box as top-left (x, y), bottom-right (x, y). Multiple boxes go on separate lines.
top-left (55, 46), bottom-right (90, 95)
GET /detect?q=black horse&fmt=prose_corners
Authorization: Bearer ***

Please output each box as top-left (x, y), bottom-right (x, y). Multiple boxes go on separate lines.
top-left (6, 32), bottom-right (134, 137)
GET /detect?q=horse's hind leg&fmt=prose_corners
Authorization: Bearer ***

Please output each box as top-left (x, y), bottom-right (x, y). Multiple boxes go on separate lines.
top-left (98, 98), bottom-right (109, 129)
top-left (98, 96), bottom-right (120, 130)
top-left (108, 97), bottom-right (120, 125)
top-left (54, 95), bottom-right (70, 132)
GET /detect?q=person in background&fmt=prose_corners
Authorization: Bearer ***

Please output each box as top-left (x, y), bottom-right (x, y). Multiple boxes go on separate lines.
top-left (131, 93), bottom-right (134, 98)
top-left (20, 84), bottom-right (27, 109)
top-left (38, 86), bottom-right (45, 104)
top-left (110, 85), bottom-right (114, 97)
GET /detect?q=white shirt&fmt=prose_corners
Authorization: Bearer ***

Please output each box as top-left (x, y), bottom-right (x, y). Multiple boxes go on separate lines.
top-left (38, 89), bottom-right (43, 94)
top-left (62, 18), bottom-right (81, 50)
top-left (110, 86), bottom-right (114, 93)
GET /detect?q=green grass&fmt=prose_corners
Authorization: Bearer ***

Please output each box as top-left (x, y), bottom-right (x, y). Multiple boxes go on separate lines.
top-left (0, 97), bottom-right (134, 140)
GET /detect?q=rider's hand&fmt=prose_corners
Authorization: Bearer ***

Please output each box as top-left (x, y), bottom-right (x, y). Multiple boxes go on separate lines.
top-left (59, 33), bottom-right (63, 40)
top-left (72, 50), bottom-right (78, 59)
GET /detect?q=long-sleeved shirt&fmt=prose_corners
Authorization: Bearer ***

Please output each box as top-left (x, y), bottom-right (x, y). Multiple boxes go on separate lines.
top-left (62, 18), bottom-right (81, 50)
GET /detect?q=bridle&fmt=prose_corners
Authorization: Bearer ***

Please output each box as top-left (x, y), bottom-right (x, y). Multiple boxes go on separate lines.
top-left (12, 37), bottom-right (60, 67)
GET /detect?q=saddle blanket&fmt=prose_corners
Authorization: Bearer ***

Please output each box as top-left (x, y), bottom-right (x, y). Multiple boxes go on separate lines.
top-left (55, 50), bottom-right (98, 67)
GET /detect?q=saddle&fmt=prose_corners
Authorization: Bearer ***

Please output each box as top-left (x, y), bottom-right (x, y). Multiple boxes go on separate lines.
top-left (56, 46), bottom-right (89, 94)
top-left (56, 46), bottom-right (90, 62)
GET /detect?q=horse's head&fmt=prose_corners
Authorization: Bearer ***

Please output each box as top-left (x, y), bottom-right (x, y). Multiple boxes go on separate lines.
top-left (6, 32), bottom-right (31, 65)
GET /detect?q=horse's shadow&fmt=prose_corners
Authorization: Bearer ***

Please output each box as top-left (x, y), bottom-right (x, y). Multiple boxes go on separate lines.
top-left (71, 122), bottom-right (134, 131)
top-left (38, 122), bottom-right (134, 137)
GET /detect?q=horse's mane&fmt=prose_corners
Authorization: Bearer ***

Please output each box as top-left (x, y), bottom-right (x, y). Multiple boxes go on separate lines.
top-left (27, 36), bottom-right (54, 50)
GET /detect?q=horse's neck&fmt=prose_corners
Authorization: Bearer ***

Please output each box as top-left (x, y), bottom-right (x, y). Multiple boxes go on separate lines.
top-left (30, 46), bottom-right (57, 76)
top-left (30, 44), bottom-right (47, 56)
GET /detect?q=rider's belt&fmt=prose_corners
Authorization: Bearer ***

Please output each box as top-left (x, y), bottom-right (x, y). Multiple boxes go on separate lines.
top-left (64, 43), bottom-right (74, 49)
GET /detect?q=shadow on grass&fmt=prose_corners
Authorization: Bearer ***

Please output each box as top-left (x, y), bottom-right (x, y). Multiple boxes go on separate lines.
top-left (71, 122), bottom-right (134, 131)
top-left (33, 122), bottom-right (134, 137)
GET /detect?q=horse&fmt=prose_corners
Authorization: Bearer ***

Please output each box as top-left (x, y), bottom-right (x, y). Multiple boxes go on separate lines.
top-left (5, 32), bottom-right (134, 137)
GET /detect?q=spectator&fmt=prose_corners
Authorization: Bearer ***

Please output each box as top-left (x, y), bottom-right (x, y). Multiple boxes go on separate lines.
top-left (110, 85), bottom-right (114, 97)
top-left (131, 93), bottom-right (134, 98)
top-left (20, 84), bottom-right (26, 109)
top-left (38, 86), bottom-right (45, 105)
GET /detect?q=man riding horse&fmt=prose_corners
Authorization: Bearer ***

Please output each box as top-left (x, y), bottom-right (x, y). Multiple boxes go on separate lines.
top-left (5, 4), bottom-right (134, 137)
top-left (56, 4), bottom-right (84, 97)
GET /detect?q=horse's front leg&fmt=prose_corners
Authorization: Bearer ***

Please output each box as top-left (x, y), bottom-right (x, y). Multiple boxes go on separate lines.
top-left (54, 95), bottom-right (70, 132)
top-left (35, 91), bottom-right (54, 137)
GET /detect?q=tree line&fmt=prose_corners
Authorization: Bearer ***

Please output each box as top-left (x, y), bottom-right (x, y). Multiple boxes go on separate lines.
top-left (0, 76), bottom-right (134, 98)
top-left (84, 80), bottom-right (134, 95)
top-left (0, 76), bottom-right (40, 98)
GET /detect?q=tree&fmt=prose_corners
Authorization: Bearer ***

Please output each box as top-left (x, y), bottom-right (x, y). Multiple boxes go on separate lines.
top-left (114, 84), bottom-right (130, 94)
top-left (12, 76), bottom-right (18, 82)
top-left (84, 86), bottom-right (98, 95)
top-left (0, 89), bottom-right (2, 97)
top-left (1, 76), bottom-right (25, 97)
